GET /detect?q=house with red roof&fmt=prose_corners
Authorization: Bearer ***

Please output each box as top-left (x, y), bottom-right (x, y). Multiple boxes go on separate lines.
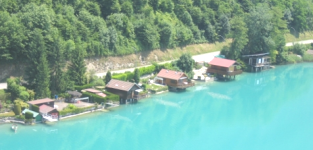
top-left (207, 57), bottom-right (242, 79)
top-left (27, 98), bottom-right (59, 122)
top-left (105, 79), bottom-right (142, 104)
top-left (155, 69), bottom-right (194, 91)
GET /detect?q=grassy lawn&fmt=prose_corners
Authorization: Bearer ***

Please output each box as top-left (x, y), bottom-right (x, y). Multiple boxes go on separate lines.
top-left (146, 84), bottom-right (168, 92)
top-left (285, 31), bottom-right (313, 43)
top-left (0, 111), bottom-right (15, 118)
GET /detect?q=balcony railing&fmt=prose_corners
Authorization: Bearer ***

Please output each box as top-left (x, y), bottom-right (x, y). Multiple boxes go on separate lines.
top-left (207, 68), bottom-right (242, 76)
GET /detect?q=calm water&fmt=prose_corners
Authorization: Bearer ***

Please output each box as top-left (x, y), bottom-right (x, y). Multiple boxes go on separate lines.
top-left (1, 63), bottom-right (313, 150)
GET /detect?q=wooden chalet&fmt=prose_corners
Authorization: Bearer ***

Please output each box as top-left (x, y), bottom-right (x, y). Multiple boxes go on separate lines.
top-left (242, 53), bottom-right (271, 72)
top-left (105, 79), bottom-right (142, 104)
top-left (28, 98), bottom-right (58, 122)
top-left (155, 69), bottom-right (194, 91)
top-left (207, 57), bottom-right (242, 80)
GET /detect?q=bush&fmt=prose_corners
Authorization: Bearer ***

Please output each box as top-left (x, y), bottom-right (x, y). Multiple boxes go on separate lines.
top-left (290, 43), bottom-right (306, 56)
top-left (31, 105), bottom-right (39, 113)
top-left (15, 115), bottom-right (25, 120)
top-left (59, 105), bottom-right (95, 116)
top-left (25, 111), bottom-right (33, 119)
top-left (112, 74), bottom-right (127, 81)
top-left (236, 59), bottom-right (247, 71)
top-left (139, 65), bottom-right (156, 75)
top-left (303, 54), bottom-right (313, 62)
top-left (92, 78), bottom-right (105, 86)
top-left (14, 104), bottom-right (21, 115)
top-left (19, 91), bottom-right (30, 101)
top-left (74, 84), bottom-right (94, 92)
top-left (287, 54), bottom-right (302, 63)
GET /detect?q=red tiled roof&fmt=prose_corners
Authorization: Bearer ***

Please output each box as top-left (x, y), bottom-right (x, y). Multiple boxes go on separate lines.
top-left (156, 69), bottom-right (186, 80)
top-left (39, 104), bottom-right (55, 114)
top-left (96, 93), bottom-right (107, 97)
top-left (28, 98), bottom-right (54, 105)
top-left (106, 79), bottom-right (140, 92)
top-left (84, 88), bottom-right (102, 94)
top-left (208, 57), bottom-right (236, 68)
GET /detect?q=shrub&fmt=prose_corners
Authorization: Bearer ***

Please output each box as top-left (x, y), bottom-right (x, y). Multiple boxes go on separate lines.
top-left (31, 105), bottom-right (39, 113)
top-left (14, 104), bottom-right (21, 115)
top-left (74, 84), bottom-right (94, 92)
top-left (59, 105), bottom-right (95, 116)
top-left (92, 78), bottom-right (105, 86)
top-left (236, 59), bottom-right (247, 71)
top-left (291, 43), bottom-right (306, 56)
top-left (25, 111), bottom-right (33, 119)
top-left (19, 91), bottom-right (30, 101)
top-left (112, 74), bottom-right (127, 81)
top-left (139, 65), bottom-right (156, 75)
top-left (16, 115), bottom-right (25, 120)
top-left (287, 54), bottom-right (302, 63)
top-left (82, 92), bottom-right (107, 103)
top-left (303, 54), bottom-right (313, 62)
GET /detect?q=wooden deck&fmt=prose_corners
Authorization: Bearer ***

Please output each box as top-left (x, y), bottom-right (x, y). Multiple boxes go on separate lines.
top-left (207, 68), bottom-right (242, 76)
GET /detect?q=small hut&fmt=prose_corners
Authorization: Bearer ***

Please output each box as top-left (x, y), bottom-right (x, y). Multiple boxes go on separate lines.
top-left (105, 79), bottom-right (141, 104)
top-left (242, 53), bottom-right (271, 72)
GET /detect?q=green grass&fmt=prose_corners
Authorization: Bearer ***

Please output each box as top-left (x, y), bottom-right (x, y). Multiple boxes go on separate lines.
top-left (146, 84), bottom-right (168, 92)
top-left (0, 111), bottom-right (15, 118)
top-left (285, 31), bottom-right (313, 43)
top-left (303, 54), bottom-right (313, 62)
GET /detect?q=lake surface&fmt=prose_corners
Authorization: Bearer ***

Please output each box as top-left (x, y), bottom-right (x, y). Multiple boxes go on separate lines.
top-left (1, 63), bottom-right (313, 150)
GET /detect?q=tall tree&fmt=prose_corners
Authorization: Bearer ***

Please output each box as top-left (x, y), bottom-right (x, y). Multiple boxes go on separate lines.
top-left (34, 49), bottom-right (51, 99)
top-left (134, 68), bottom-right (140, 84)
top-left (228, 16), bottom-right (248, 60)
top-left (68, 42), bottom-right (87, 85)
top-left (176, 53), bottom-right (194, 73)
top-left (105, 71), bottom-right (112, 84)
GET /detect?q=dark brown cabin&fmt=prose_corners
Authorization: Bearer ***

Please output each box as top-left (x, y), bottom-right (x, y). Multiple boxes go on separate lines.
top-left (242, 53), bottom-right (271, 72)
top-left (155, 69), bottom-right (194, 91)
top-left (105, 79), bottom-right (141, 104)
top-left (207, 57), bottom-right (242, 80)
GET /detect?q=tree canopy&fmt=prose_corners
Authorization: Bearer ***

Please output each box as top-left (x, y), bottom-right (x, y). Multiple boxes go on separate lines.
top-left (1, 0), bottom-right (313, 98)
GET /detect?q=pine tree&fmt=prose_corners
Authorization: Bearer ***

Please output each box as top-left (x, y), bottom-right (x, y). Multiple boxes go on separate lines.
top-left (35, 50), bottom-right (51, 99)
top-left (105, 71), bottom-right (112, 84)
top-left (134, 69), bottom-right (140, 84)
top-left (68, 42), bottom-right (87, 85)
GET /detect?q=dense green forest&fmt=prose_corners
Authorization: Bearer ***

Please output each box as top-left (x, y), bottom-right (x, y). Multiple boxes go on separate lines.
top-left (1, 0), bottom-right (313, 99)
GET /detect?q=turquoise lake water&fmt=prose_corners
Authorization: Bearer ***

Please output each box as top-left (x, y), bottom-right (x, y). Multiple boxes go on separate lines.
top-left (1, 63), bottom-right (313, 150)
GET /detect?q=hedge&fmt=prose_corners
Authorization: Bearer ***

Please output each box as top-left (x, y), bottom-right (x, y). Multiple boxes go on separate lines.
top-left (25, 111), bottom-right (33, 119)
top-left (82, 91), bottom-right (120, 103)
top-left (74, 84), bottom-right (94, 92)
top-left (139, 65), bottom-right (156, 76)
top-left (112, 72), bottom-right (134, 82)
top-left (59, 105), bottom-right (95, 116)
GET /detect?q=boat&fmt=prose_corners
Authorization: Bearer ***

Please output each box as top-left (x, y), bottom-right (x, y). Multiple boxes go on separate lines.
top-left (11, 124), bottom-right (18, 133)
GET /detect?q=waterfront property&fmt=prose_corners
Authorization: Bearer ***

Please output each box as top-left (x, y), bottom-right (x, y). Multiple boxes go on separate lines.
top-left (105, 79), bottom-right (142, 104)
top-left (155, 69), bottom-right (194, 91)
top-left (22, 109), bottom-right (42, 122)
top-left (28, 98), bottom-right (55, 108)
top-left (207, 57), bottom-right (242, 80)
top-left (242, 52), bottom-right (271, 72)
top-left (28, 98), bottom-right (58, 122)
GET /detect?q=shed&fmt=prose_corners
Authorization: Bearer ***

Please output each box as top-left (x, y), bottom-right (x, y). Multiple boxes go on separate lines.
top-left (105, 79), bottom-right (141, 104)
top-left (242, 53), bottom-right (271, 72)
top-left (22, 109), bottom-right (42, 122)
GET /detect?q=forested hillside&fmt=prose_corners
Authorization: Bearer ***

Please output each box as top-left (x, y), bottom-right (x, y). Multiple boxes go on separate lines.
top-left (1, 0), bottom-right (313, 98)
